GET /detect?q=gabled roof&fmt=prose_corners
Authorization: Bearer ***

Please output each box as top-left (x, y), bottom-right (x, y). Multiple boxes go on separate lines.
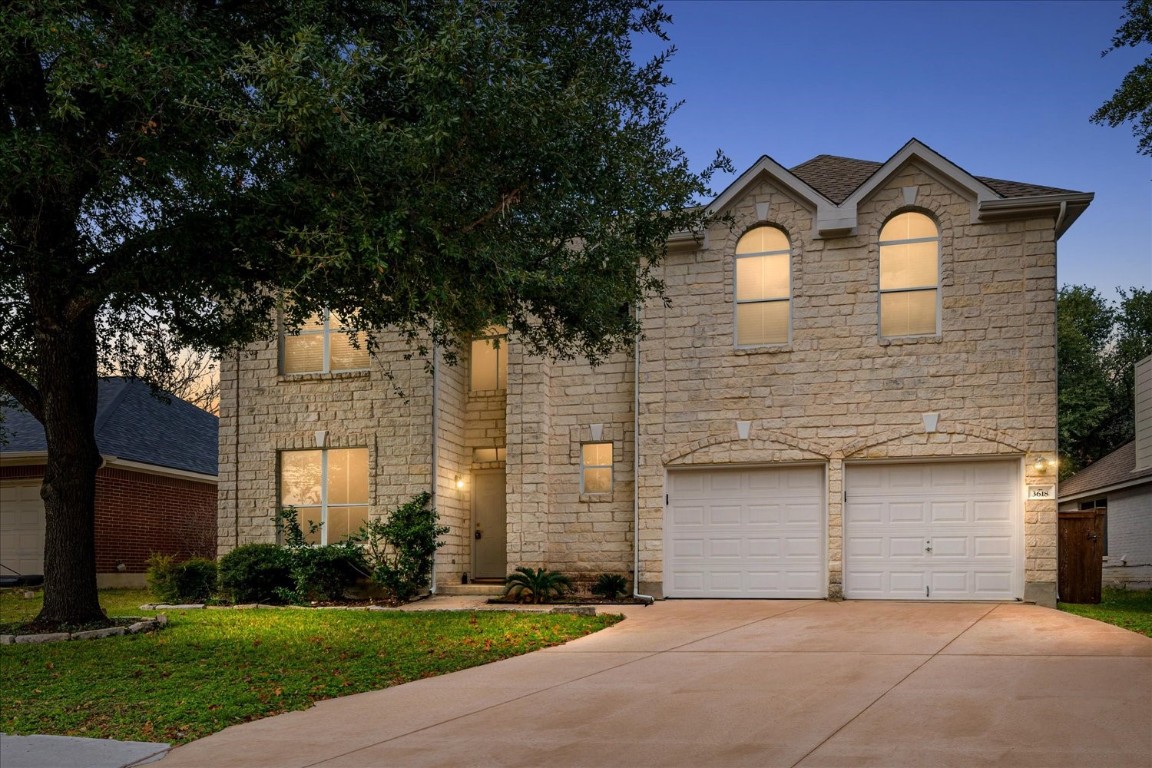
top-left (706, 138), bottom-right (1093, 239)
top-left (0, 377), bottom-right (218, 477)
top-left (1059, 441), bottom-right (1152, 501)
top-left (790, 154), bottom-right (1082, 206)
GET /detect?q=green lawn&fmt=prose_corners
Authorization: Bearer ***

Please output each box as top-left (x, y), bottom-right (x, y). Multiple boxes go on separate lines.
top-left (0, 589), bottom-right (621, 744)
top-left (1059, 587), bottom-right (1152, 638)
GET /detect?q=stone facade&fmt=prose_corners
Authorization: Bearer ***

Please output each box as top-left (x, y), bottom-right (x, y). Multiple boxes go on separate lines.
top-left (218, 141), bottom-right (1090, 606)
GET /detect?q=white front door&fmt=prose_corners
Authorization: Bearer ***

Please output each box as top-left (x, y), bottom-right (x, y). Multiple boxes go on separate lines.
top-left (0, 481), bottom-right (45, 577)
top-left (471, 470), bottom-right (507, 579)
top-left (665, 465), bottom-right (825, 598)
top-left (844, 460), bottom-right (1021, 600)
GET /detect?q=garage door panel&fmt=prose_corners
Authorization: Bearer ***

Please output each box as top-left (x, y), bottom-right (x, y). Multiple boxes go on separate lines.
top-left (748, 505), bottom-right (780, 524)
top-left (0, 482), bottom-right (46, 576)
top-left (845, 461), bottom-right (1020, 601)
top-left (666, 466), bottom-right (825, 598)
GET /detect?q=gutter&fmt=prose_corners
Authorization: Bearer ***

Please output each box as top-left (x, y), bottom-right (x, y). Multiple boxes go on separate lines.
top-left (976, 192), bottom-right (1094, 238)
top-left (633, 305), bottom-right (655, 606)
top-left (429, 341), bottom-right (440, 596)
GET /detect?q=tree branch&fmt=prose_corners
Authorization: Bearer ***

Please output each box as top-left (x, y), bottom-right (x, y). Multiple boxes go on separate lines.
top-left (462, 188), bottom-right (523, 233)
top-left (0, 358), bottom-right (43, 421)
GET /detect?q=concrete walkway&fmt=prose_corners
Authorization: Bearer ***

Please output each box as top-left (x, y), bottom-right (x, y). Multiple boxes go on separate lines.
top-left (159, 600), bottom-right (1152, 768)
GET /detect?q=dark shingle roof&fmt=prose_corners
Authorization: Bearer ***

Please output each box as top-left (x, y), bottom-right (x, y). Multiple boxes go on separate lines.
top-left (0, 378), bottom-right (218, 476)
top-left (1060, 441), bottom-right (1152, 499)
top-left (789, 154), bottom-right (1082, 205)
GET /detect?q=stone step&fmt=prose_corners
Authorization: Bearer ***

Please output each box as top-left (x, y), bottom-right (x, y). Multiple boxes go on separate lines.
top-left (436, 583), bottom-right (505, 596)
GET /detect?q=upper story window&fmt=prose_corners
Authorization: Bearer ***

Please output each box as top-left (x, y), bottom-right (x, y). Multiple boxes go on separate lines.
top-left (470, 327), bottom-right (508, 392)
top-left (281, 311), bottom-right (370, 374)
top-left (879, 212), bottom-right (940, 337)
top-left (735, 226), bottom-right (791, 346)
top-left (280, 447), bottom-right (369, 545)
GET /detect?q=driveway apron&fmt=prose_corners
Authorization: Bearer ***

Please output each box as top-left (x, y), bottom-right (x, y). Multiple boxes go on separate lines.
top-left (158, 601), bottom-right (1152, 768)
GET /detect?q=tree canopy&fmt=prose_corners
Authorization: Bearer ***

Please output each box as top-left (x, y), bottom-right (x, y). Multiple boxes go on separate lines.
top-left (1057, 285), bottom-right (1152, 478)
top-left (1092, 0), bottom-right (1152, 155)
top-left (0, 0), bottom-right (725, 626)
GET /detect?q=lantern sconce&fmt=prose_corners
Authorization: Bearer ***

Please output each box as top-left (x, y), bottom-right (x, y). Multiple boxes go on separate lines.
top-left (1033, 456), bottom-right (1055, 475)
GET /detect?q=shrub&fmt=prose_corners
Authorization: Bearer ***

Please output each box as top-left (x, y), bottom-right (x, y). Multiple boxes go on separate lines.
top-left (218, 543), bottom-right (293, 603)
top-left (146, 554), bottom-right (218, 603)
top-left (590, 573), bottom-right (629, 601)
top-left (503, 567), bottom-right (572, 604)
top-left (275, 508), bottom-right (367, 603)
top-left (354, 493), bottom-right (448, 603)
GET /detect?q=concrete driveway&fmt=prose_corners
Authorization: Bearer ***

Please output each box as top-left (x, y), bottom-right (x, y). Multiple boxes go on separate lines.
top-left (159, 600), bottom-right (1152, 768)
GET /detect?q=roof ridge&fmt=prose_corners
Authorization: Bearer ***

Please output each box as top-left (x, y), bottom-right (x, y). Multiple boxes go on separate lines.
top-left (93, 377), bottom-right (132, 437)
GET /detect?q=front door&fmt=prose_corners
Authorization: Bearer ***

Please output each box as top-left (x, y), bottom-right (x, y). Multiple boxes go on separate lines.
top-left (472, 470), bottom-right (507, 579)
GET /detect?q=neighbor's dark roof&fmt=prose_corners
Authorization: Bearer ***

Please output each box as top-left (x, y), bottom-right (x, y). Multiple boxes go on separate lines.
top-left (0, 377), bottom-right (218, 476)
top-left (1060, 441), bottom-right (1152, 499)
top-left (789, 154), bottom-right (1083, 206)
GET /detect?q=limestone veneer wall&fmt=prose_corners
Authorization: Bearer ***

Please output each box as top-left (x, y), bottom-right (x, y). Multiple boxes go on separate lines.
top-left (636, 161), bottom-right (1058, 601)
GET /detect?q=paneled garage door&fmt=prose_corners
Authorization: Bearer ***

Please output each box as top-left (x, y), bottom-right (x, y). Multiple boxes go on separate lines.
top-left (845, 461), bottom-right (1020, 600)
top-left (0, 482), bottom-right (45, 577)
top-left (665, 465), bottom-right (825, 598)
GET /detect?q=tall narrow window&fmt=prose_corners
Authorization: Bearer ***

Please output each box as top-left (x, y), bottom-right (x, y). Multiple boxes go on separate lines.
top-left (735, 226), bottom-right (791, 346)
top-left (470, 327), bottom-right (508, 392)
top-left (581, 442), bottom-right (613, 494)
top-left (279, 448), bottom-right (369, 544)
top-left (879, 213), bottom-right (940, 337)
top-left (281, 310), bottom-right (370, 374)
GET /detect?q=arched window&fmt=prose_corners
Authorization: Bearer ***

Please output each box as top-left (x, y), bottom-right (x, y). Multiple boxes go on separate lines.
top-left (735, 226), bottom-right (791, 346)
top-left (879, 212), bottom-right (939, 337)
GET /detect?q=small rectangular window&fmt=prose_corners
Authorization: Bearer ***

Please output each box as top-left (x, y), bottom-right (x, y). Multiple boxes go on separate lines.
top-left (473, 447), bottom-right (506, 463)
top-left (581, 442), bottom-right (613, 494)
top-left (281, 310), bottom-right (370, 374)
top-left (279, 448), bottom-right (369, 544)
top-left (470, 329), bottom-right (508, 392)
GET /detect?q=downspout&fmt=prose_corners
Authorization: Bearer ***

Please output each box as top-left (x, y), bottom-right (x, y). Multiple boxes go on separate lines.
top-left (233, 351), bottom-right (240, 552)
top-left (1054, 200), bottom-right (1068, 235)
top-left (633, 305), bottom-right (655, 605)
top-left (429, 341), bottom-right (439, 595)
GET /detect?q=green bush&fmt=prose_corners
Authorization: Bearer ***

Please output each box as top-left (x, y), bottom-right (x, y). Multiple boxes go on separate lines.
top-left (503, 567), bottom-right (572, 604)
top-left (218, 543), bottom-right (293, 603)
top-left (275, 507), bottom-right (367, 602)
top-left (590, 573), bottom-right (628, 600)
top-left (354, 492), bottom-right (448, 603)
top-left (146, 554), bottom-right (218, 604)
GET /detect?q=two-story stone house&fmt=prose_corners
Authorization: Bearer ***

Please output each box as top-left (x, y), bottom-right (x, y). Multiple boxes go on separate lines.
top-left (218, 139), bottom-right (1092, 607)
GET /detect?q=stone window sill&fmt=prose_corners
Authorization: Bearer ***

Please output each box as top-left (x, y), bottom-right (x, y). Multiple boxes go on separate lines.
top-left (278, 370), bottom-right (371, 383)
top-left (579, 492), bottom-right (615, 504)
top-left (879, 335), bottom-right (942, 346)
top-left (734, 344), bottom-right (792, 356)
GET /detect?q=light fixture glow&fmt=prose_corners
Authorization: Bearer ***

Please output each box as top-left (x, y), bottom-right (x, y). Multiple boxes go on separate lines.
top-left (455, 475), bottom-right (464, 490)
top-left (1034, 456), bottom-right (1048, 474)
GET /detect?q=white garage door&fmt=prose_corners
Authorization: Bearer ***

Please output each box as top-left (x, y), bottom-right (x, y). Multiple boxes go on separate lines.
top-left (0, 482), bottom-right (45, 577)
top-left (665, 465), bottom-right (825, 598)
top-left (845, 461), bottom-right (1020, 600)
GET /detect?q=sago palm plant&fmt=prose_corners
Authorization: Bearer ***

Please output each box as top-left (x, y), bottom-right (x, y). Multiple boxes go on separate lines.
top-left (503, 567), bottom-right (572, 604)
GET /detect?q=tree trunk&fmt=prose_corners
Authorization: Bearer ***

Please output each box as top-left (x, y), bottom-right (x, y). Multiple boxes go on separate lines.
top-left (34, 307), bottom-right (106, 627)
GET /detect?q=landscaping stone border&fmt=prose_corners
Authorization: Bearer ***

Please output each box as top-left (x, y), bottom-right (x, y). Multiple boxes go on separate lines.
top-left (0, 615), bottom-right (166, 645)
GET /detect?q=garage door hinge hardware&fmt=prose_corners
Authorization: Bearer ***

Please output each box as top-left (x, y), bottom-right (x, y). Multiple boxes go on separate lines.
top-left (665, 494), bottom-right (669, 505)
top-left (926, 586), bottom-right (930, 597)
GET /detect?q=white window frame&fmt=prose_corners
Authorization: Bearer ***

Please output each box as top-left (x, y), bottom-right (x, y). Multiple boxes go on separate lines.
top-left (280, 309), bottom-right (370, 375)
top-left (734, 227), bottom-right (792, 347)
top-left (580, 442), bottom-right (613, 495)
top-left (878, 214), bottom-right (941, 338)
top-left (279, 448), bottom-right (369, 545)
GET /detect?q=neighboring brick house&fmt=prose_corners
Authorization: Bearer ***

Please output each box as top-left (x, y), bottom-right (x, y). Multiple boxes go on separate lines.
top-left (0, 377), bottom-right (218, 587)
top-left (1059, 355), bottom-right (1152, 590)
top-left (218, 139), bottom-right (1092, 607)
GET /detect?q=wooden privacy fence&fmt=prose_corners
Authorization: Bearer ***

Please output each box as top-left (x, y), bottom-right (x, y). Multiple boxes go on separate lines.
top-left (1058, 509), bottom-right (1104, 604)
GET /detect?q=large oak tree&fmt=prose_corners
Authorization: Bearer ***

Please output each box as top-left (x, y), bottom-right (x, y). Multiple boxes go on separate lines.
top-left (0, 0), bottom-right (724, 626)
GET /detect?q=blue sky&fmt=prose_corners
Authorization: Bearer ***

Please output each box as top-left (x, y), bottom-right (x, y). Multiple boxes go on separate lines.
top-left (633, 0), bottom-right (1150, 302)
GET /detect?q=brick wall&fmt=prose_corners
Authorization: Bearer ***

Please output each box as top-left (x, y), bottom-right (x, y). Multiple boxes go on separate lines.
top-left (0, 463), bottom-right (216, 574)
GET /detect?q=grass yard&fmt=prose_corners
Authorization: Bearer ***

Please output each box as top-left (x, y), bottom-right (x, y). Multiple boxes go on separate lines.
top-left (1059, 587), bottom-right (1152, 638)
top-left (0, 589), bottom-right (621, 744)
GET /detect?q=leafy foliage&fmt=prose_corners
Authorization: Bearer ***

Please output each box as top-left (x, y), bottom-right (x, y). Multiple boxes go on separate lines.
top-left (0, 0), bottom-right (726, 625)
top-left (217, 544), bottom-right (294, 604)
top-left (1058, 285), bottom-right (1152, 477)
top-left (1091, 0), bottom-right (1152, 155)
top-left (503, 567), bottom-right (573, 604)
top-left (275, 508), bottom-right (367, 603)
top-left (590, 572), bottom-right (629, 600)
top-left (145, 554), bottom-right (218, 604)
top-left (353, 493), bottom-right (448, 603)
